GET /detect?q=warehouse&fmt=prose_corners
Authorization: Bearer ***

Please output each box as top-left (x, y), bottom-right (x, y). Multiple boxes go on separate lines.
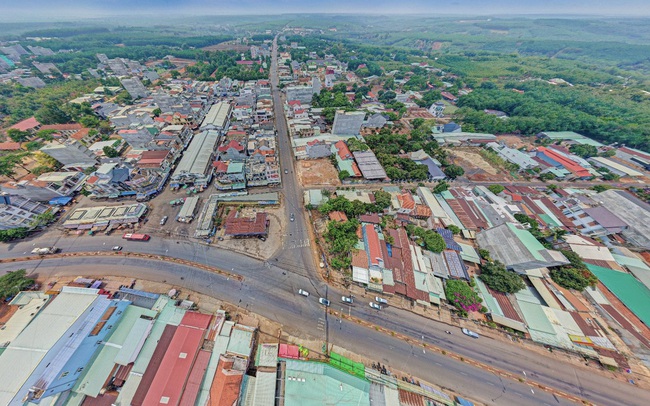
top-left (171, 130), bottom-right (221, 188)
top-left (200, 102), bottom-right (232, 130)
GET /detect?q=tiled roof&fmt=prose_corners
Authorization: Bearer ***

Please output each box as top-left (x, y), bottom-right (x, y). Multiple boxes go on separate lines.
top-left (329, 211), bottom-right (348, 222)
top-left (224, 211), bottom-right (269, 236)
top-left (9, 116), bottom-right (40, 131)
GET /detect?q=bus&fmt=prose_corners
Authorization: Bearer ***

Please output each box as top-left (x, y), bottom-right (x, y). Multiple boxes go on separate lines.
top-left (122, 233), bottom-right (151, 241)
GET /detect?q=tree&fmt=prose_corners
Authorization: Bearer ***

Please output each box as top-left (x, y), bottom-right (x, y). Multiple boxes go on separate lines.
top-left (7, 129), bottom-right (30, 142)
top-left (550, 267), bottom-right (597, 291)
top-left (152, 108), bottom-right (162, 117)
top-left (0, 228), bottom-right (30, 243)
top-left (447, 225), bottom-right (461, 235)
top-left (411, 118), bottom-right (425, 129)
top-left (30, 211), bottom-right (56, 228)
top-left (338, 170), bottom-right (350, 181)
top-left (373, 190), bottom-right (392, 209)
top-left (0, 269), bottom-right (34, 300)
top-left (569, 144), bottom-right (598, 159)
top-left (443, 164), bottom-right (465, 179)
top-left (102, 146), bottom-right (120, 158)
top-left (432, 181), bottom-right (449, 194)
top-left (487, 184), bottom-right (505, 195)
top-left (479, 260), bottom-right (525, 294)
top-left (170, 70), bottom-right (181, 79)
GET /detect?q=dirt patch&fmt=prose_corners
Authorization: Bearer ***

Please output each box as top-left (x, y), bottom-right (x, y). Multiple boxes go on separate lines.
top-left (449, 149), bottom-right (498, 175)
top-left (202, 42), bottom-right (249, 52)
top-left (212, 204), bottom-right (284, 260)
top-left (297, 159), bottom-right (341, 187)
top-left (496, 135), bottom-right (535, 150)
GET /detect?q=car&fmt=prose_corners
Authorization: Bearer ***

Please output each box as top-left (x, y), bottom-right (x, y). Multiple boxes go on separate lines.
top-left (319, 298), bottom-right (330, 306)
top-left (370, 302), bottom-right (382, 310)
top-left (290, 213), bottom-right (295, 222)
top-left (341, 296), bottom-right (353, 303)
top-left (160, 216), bottom-right (168, 225)
top-left (462, 328), bottom-right (480, 339)
top-left (298, 289), bottom-right (310, 297)
top-left (284, 169), bottom-right (288, 174)
top-left (258, 236), bottom-right (266, 241)
top-left (111, 246), bottom-right (122, 251)
top-left (375, 296), bottom-right (388, 304)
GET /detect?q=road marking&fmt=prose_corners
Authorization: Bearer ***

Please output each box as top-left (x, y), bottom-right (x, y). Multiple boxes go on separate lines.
top-left (486, 382), bottom-right (496, 387)
top-left (459, 372), bottom-right (468, 376)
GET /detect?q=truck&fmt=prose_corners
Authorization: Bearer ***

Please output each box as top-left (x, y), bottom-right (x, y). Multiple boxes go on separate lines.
top-left (122, 233), bottom-right (151, 241)
top-left (31, 247), bottom-right (60, 255)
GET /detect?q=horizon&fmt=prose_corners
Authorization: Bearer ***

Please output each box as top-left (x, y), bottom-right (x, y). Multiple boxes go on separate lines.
top-left (2, 0), bottom-right (650, 22)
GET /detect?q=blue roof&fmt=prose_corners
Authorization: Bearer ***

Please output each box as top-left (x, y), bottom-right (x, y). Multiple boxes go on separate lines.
top-left (118, 287), bottom-right (160, 300)
top-left (436, 228), bottom-right (462, 252)
top-left (456, 396), bottom-right (475, 406)
top-left (415, 157), bottom-right (445, 179)
top-left (49, 196), bottom-right (73, 205)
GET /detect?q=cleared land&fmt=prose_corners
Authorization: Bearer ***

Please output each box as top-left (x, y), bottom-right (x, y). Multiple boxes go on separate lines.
top-left (297, 159), bottom-right (341, 187)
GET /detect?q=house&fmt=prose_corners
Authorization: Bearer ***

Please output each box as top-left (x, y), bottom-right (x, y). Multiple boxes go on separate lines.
top-left (9, 117), bottom-right (41, 134)
top-left (428, 102), bottom-right (445, 117)
top-left (224, 211), bottom-right (269, 237)
top-left (305, 139), bottom-right (332, 159)
top-left (0, 193), bottom-right (56, 230)
top-left (362, 113), bottom-right (387, 129)
top-left (536, 147), bottom-right (592, 179)
top-left (218, 140), bottom-right (246, 161)
top-left (440, 92), bottom-right (458, 103)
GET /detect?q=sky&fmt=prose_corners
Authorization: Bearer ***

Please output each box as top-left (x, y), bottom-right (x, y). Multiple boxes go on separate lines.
top-left (2, 0), bottom-right (650, 21)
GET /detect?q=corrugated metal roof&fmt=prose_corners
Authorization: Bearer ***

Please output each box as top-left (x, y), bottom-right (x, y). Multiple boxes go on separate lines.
top-left (0, 291), bottom-right (99, 406)
top-left (251, 370), bottom-right (276, 406)
top-left (131, 324), bottom-right (177, 406)
top-left (0, 293), bottom-right (49, 347)
top-left (178, 349), bottom-right (211, 406)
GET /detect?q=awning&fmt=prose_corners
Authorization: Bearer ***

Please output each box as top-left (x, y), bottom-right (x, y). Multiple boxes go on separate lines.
top-left (49, 196), bottom-right (73, 206)
top-left (77, 224), bottom-right (94, 230)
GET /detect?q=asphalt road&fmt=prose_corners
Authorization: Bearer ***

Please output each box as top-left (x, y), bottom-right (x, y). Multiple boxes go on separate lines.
top-left (269, 36), bottom-right (318, 281)
top-left (2, 238), bottom-right (646, 406)
top-left (0, 257), bottom-right (576, 406)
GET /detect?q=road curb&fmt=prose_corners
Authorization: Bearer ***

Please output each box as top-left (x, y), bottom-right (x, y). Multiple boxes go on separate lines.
top-left (329, 309), bottom-right (592, 405)
top-left (0, 253), bottom-right (244, 281)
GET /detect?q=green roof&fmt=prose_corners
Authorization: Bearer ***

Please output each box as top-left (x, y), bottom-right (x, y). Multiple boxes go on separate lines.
top-left (587, 264), bottom-right (650, 327)
top-left (518, 301), bottom-right (555, 334)
top-left (506, 223), bottom-right (547, 261)
top-left (612, 254), bottom-right (650, 271)
top-left (227, 162), bottom-right (245, 173)
top-left (329, 352), bottom-right (365, 379)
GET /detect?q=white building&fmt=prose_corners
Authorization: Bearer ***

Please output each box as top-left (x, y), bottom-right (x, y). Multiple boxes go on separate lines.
top-left (171, 130), bottom-right (221, 188)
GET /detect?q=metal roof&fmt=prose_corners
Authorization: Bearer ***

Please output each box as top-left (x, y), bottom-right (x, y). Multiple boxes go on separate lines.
top-left (173, 130), bottom-right (220, 176)
top-left (353, 150), bottom-right (387, 180)
top-left (0, 290), bottom-right (100, 406)
top-left (0, 292), bottom-right (49, 348)
top-left (200, 102), bottom-right (232, 129)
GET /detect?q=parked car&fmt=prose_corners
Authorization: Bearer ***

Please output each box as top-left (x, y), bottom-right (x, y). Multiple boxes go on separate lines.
top-left (370, 302), bottom-right (382, 310)
top-left (284, 169), bottom-right (288, 174)
top-left (112, 246), bottom-right (123, 251)
top-left (160, 216), bottom-right (168, 225)
top-left (375, 296), bottom-right (388, 304)
top-left (341, 296), bottom-right (353, 303)
top-left (298, 289), bottom-right (310, 297)
top-left (462, 328), bottom-right (479, 339)
top-left (319, 297), bottom-right (330, 307)
top-left (290, 213), bottom-right (295, 222)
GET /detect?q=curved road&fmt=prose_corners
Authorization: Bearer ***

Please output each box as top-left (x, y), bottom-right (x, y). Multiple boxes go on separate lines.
top-left (1, 235), bottom-right (646, 406)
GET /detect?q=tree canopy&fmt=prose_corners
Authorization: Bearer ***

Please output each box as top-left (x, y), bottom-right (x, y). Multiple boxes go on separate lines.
top-left (0, 269), bottom-right (34, 300)
top-left (479, 260), bottom-right (525, 294)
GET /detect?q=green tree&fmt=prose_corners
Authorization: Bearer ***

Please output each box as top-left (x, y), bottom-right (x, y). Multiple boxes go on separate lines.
top-left (0, 228), bottom-right (30, 243)
top-left (0, 269), bottom-right (34, 300)
top-left (443, 164), bottom-right (465, 179)
top-left (432, 181), bottom-right (449, 194)
top-left (102, 146), bottom-right (120, 158)
top-left (447, 225), bottom-right (461, 235)
top-left (550, 267), bottom-right (597, 291)
top-left (152, 108), bottom-right (162, 117)
top-left (7, 129), bottom-right (30, 142)
top-left (487, 184), bottom-right (505, 195)
top-left (479, 260), bottom-right (525, 294)
top-left (30, 211), bottom-right (56, 228)
top-left (338, 170), bottom-right (350, 181)
top-left (170, 70), bottom-right (181, 79)
top-left (373, 190), bottom-right (392, 209)
top-left (569, 144), bottom-right (598, 159)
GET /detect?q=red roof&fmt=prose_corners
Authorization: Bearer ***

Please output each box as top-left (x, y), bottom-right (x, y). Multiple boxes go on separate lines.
top-left (334, 140), bottom-right (353, 160)
top-left (208, 355), bottom-right (244, 406)
top-left (287, 100), bottom-right (301, 106)
top-left (142, 312), bottom-right (212, 406)
top-left (351, 250), bottom-right (369, 269)
top-left (39, 123), bottom-right (82, 131)
top-left (279, 343), bottom-right (300, 359)
top-left (178, 349), bottom-right (211, 406)
top-left (397, 192), bottom-right (416, 210)
top-left (0, 142), bottom-right (21, 151)
top-left (224, 211), bottom-right (269, 236)
top-left (70, 128), bottom-right (90, 141)
top-left (537, 147), bottom-right (591, 178)
top-left (213, 160), bottom-right (229, 172)
top-left (329, 211), bottom-right (348, 222)
top-left (218, 139), bottom-right (244, 152)
top-left (359, 213), bottom-right (381, 224)
top-left (9, 117), bottom-right (40, 132)
top-left (365, 225), bottom-right (383, 266)
top-left (131, 325), bottom-right (177, 406)
top-left (619, 146), bottom-right (650, 161)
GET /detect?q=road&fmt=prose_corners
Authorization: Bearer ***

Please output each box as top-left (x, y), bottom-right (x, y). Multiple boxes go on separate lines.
top-left (0, 257), bottom-right (575, 406)
top-left (2, 236), bottom-right (646, 406)
top-left (269, 36), bottom-right (318, 281)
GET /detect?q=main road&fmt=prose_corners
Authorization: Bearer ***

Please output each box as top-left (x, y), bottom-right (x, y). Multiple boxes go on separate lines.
top-left (1, 234), bottom-right (645, 405)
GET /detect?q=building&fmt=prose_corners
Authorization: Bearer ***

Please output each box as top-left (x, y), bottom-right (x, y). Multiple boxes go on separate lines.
top-left (200, 102), bottom-right (233, 131)
top-left (536, 147), bottom-right (592, 179)
top-left (171, 130), bottom-right (221, 188)
top-left (0, 171), bottom-right (86, 202)
top-left (596, 189), bottom-right (650, 249)
top-left (85, 163), bottom-right (133, 199)
top-left (177, 195), bottom-right (200, 223)
top-left (0, 288), bottom-right (113, 406)
top-left (40, 140), bottom-right (98, 168)
top-left (487, 143), bottom-right (538, 170)
top-left (140, 312), bottom-right (212, 406)
top-left (0, 193), bottom-right (55, 230)
top-left (353, 150), bottom-right (387, 180)
top-left (62, 203), bottom-right (147, 230)
top-left (285, 86), bottom-right (314, 104)
top-left (476, 223), bottom-right (569, 272)
top-left (118, 129), bottom-right (154, 149)
top-left (589, 156), bottom-right (644, 178)
top-left (363, 113), bottom-right (387, 129)
top-left (120, 77), bottom-right (149, 99)
top-left (9, 117), bottom-right (41, 133)
top-left (224, 210), bottom-right (269, 237)
top-left (332, 110), bottom-right (365, 135)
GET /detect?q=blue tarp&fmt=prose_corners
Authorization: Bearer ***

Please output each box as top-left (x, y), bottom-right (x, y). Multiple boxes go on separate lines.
top-left (120, 191), bottom-right (137, 196)
top-left (456, 396), bottom-right (475, 406)
top-left (49, 196), bottom-right (73, 206)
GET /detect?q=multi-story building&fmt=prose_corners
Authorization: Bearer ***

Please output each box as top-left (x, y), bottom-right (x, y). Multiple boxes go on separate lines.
top-left (0, 171), bottom-right (86, 202)
top-left (40, 140), bottom-right (98, 169)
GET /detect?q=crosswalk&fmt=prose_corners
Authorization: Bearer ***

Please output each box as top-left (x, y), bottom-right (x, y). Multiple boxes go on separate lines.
top-left (317, 317), bottom-right (326, 332)
top-left (284, 239), bottom-right (311, 250)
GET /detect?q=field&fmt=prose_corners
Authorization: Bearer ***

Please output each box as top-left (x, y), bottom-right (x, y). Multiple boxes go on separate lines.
top-left (297, 159), bottom-right (341, 187)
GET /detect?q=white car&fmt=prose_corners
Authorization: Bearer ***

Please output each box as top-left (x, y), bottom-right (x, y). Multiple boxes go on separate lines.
top-left (284, 169), bottom-right (288, 174)
top-left (160, 216), bottom-right (168, 225)
top-left (298, 289), bottom-right (309, 297)
top-left (375, 296), bottom-right (388, 304)
top-left (319, 298), bottom-right (330, 307)
top-left (290, 213), bottom-right (295, 222)
top-left (462, 328), bottom-right (480, 339)
top-left (341, 296), bottom-right (353, 303)
top-left (370, 302), bottom-right (382, 310)
top-left (112, 246), bottom-right (123, 251)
